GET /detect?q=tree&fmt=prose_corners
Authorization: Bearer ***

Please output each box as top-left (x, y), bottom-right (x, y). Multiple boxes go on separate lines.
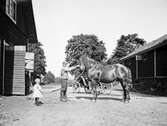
top-left (108, 33), bottom-right (146, 64)
top-left (65, 34), bottom-right (107, 66)
top-left (28, 42), bottom-right (47, 76)
top-left (42, 71), bottom-right (56, 84)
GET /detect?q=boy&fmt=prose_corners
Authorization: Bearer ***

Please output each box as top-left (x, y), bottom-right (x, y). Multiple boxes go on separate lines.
top-left (60, 61), bottom-right (79, 101)
top-left (33, 78), bottom-right (43, 106)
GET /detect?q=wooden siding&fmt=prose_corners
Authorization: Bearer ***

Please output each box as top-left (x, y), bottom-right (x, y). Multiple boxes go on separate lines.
top-left (4, 45), bottom-right (14, 95)
top-left (156, 45), bottom-right (167, 77)
top-left (4, 45), bottom-right (26, 95)
top-left (138, 50), bottom-right (154, 78)
top-left (124, 57), bottom-right (136, 82)
top-left (0, 10), bottom-right (27, 45)
top-left (12, 46), bottom-right (26, 95)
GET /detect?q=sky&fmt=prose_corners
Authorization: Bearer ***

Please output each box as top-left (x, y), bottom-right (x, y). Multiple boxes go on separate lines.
top-left (32, 0), bottom-right (167, 77)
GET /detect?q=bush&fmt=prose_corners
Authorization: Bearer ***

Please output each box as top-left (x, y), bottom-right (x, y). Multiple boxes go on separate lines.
top-left (132, 79), bottom-right (167, 96)
top-left (42, 71), bottom-right (56, 84)
top-left (55, 77), bottom-right (62, 84)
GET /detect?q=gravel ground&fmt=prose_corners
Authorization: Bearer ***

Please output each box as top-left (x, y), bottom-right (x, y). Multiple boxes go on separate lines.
top-left (0, 84), bottom-right (167, 126)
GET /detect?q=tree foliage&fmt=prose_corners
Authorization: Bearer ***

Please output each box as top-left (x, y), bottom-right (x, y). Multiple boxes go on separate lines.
top-left (42, 71), bottom-right (56, 84)
top-left (65, 34), bottom-right (107, 66)
top-left (28, 42), bottom-right (46, 76)
top-left (108, 33), bottom-right (146, 64)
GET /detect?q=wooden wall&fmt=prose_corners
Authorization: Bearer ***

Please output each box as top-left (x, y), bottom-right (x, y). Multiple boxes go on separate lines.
top-left (0, 0), bottom-right (36, 95)
top-left (12, 46), bottom-right (26, 95)
top-left (156, 44), bottom-right (167, 77)
top-left (4, 45), bottom-right (26, 95)
top-left (124, 57), bottom-right (136, 82)
top-left (0, 40), bottom-right (2, 94)
top-left (124, 43), bottom-right (167, 82)
top-left (4, 45), bottom-right (14, 95)
top-left (138, 51), bottom-right (154, 78)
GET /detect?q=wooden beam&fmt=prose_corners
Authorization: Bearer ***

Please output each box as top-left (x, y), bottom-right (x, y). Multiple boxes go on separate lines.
top-left (154, 50), bottom-right (157, 78)
top-left (2, 40), bottom-right (5, 95)
top-left (135, 55), bottom-right (138, 80)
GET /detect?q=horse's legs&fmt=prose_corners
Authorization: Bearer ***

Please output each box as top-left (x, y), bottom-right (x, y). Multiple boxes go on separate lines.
top-left (93, 86), bottom-right (97, 101)
top-left (91, 80), bottom-right (98, 101)
top-left (80, 76), bottom-right (88, 93)
top-left (88, 81), bottom-right (92, 93)
top-left (83, 85), bottom-right (88, 94)
top-left (120, 80), bottom-right (130, 102)
top-left (125, 82), bottom-right (130, 101)
top-left (120, 80), bottom-right (126, 102)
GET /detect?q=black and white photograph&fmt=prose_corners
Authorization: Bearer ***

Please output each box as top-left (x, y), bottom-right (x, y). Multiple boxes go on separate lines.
top-left (0, 0), bottom-right (167, 126)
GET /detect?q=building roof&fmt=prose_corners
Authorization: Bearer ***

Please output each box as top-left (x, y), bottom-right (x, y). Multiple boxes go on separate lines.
top-left (121, 34), bottom-right (167, 61)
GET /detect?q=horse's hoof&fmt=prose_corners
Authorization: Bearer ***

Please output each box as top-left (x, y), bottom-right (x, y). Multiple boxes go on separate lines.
top-left (121, 99), bottom-right (125, 102)
top-left (124, 100), bottom-right (130, 103)
top-left (121, 99), bottom-right (129, 103)
top-left (91, 99), bottom-right (96, 102)
top-left (126, 100), bottom-right (129, 103)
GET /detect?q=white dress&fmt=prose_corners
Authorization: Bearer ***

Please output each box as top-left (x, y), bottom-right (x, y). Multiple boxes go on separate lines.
top-left (33, 84), bottom-right (43, 98)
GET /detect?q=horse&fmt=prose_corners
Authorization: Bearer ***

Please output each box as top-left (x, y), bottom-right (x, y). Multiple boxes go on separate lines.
top-left (79, 54), bottom-right (132, 102)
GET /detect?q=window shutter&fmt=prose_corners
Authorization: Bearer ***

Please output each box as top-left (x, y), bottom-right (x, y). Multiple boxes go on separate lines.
top-left (12, 46), bottom-right (26, 95)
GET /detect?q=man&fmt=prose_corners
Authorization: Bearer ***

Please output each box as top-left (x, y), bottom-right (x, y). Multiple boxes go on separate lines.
top-left (60, 61), bottom-right (80, 101)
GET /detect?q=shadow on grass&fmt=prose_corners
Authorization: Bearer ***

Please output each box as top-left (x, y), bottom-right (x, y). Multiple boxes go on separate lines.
top-left (72, 92), bottom-right (91, 94)
top-left (160, 102), bottom-right (167, 104)
top-left (131, 88), bottom-right (167, 97)
top-left (75, 95), bottom-right (122, 102)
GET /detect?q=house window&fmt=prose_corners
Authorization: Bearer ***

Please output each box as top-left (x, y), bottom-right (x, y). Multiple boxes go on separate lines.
top-left (6, 0), bottom-right (17, 23)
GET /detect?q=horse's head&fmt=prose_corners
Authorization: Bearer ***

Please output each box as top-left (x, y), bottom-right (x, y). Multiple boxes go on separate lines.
top-left (79, 54), bottom-right (98, 72)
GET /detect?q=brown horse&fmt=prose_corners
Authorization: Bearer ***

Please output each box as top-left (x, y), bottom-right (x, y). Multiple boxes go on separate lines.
top-left (79, 54), bottom-right (132, 102)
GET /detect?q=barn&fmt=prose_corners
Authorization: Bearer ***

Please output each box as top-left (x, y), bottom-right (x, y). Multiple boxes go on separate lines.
top-left (0, 0), bottom-right (37, 95)
top-left (121, 34), bottom-right (167, 93)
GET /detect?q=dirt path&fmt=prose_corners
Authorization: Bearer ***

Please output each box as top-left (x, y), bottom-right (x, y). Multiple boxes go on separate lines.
top-left (0, 84), bottom-right (167, 126)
